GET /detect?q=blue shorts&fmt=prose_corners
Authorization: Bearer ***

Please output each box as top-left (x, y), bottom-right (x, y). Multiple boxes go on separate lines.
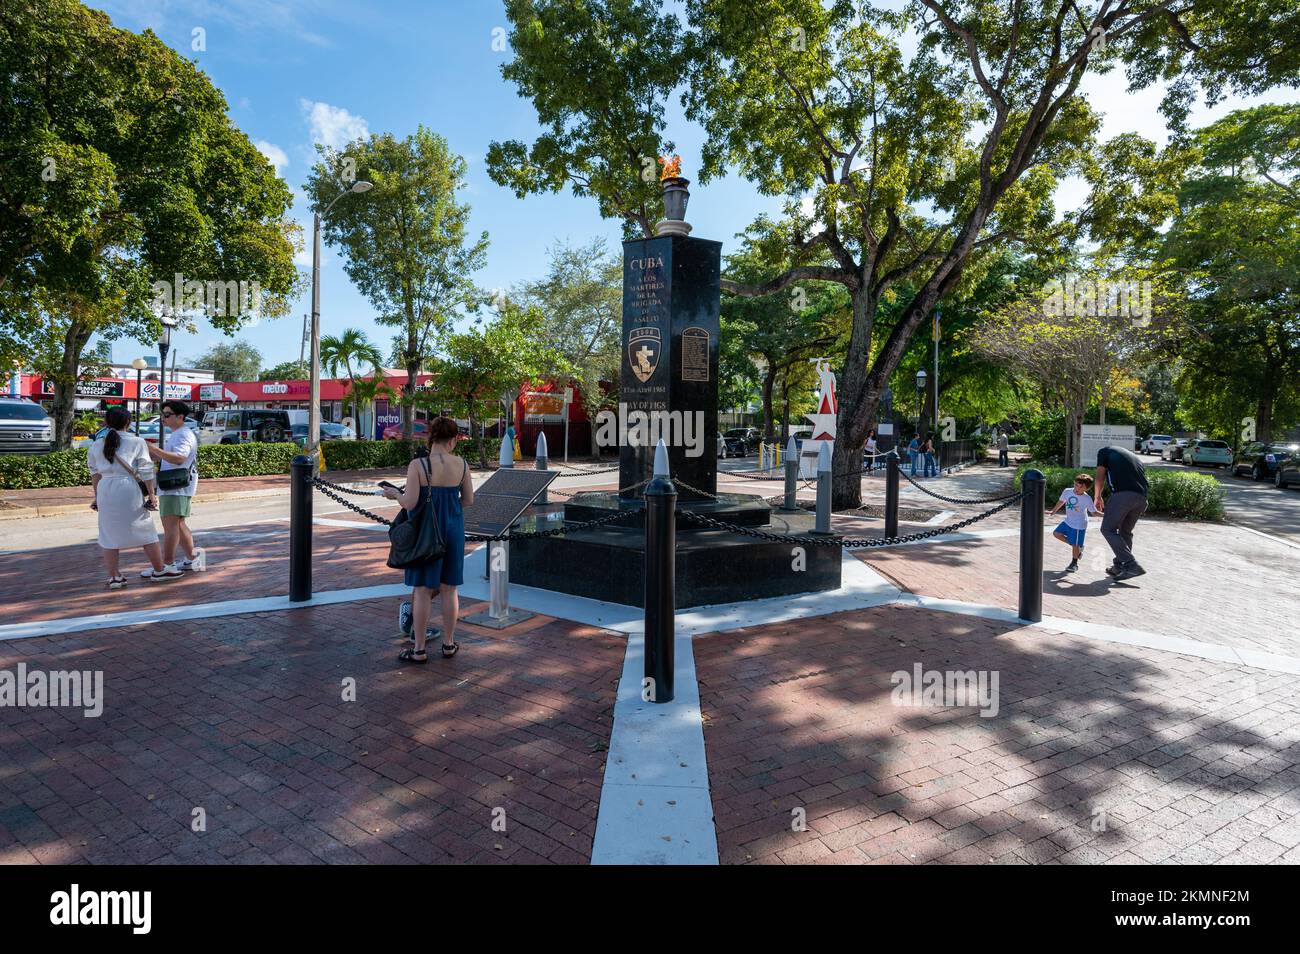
top-left (1054, 522), bottom-right (1086, 548)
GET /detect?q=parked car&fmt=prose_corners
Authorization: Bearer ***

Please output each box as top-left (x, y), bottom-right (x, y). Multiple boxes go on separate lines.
top-left (724, 427), bottom-right (761, 451)
top-left (1230, 441), bottom-right (1300, 481)
top-left (291, 421), bottom-right (357, 447)
top-left (92, 417), bottom-right (197, 445)
top-left (0, 397), bottom-right (54, 454)
top-left (787, 426), bottom-right (813, 453)
top-left (1183, 438), bottom-right (1233, 468)
top-left (1140, 434), bottom-right (1173, 455)
top-left (1160, 438), bottom-right (1191, 461)
top-left (382, 419), bottom-right (428, 441)
top-left (197, 408), bottom-right (292, 444)
top-left (717, 432), bottom-right (747, 458)
top-left (1273, 449), bottom-right (1300, 489)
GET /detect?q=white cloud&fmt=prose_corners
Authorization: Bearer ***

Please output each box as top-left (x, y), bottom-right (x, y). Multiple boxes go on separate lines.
top-left (300, 99), bottom-right (369, 150)
top-left (256, 140), bottom-right (289, 173)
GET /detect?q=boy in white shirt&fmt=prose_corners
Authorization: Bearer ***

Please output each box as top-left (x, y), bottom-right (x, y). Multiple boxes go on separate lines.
top-left (1048, 473), bottom-right (1100, 572)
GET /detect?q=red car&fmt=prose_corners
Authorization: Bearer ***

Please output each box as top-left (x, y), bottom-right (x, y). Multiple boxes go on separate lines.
top-left (381, 419), bottom-right (427, 440)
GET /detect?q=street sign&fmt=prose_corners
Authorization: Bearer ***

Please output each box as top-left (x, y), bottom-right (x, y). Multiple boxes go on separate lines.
top-left (462, 467), bottom-right (558, 536)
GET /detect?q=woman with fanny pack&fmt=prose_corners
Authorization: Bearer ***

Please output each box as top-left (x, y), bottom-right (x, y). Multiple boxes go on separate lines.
top-left (87, 406), bottom-right (172, 589)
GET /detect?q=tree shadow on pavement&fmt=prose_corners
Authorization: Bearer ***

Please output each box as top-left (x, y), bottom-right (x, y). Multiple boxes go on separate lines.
top-left (694, 605), bottom-right (1300, 865)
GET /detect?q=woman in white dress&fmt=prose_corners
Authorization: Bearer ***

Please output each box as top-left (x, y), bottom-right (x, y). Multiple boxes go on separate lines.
top-left (87, 406), bottom-right (171, 589)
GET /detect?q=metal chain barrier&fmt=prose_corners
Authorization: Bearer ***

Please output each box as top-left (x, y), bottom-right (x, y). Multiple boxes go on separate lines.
top-left (312, 475), bottom-right (390, 497)
top-left (722, 467), bottom-right (785, 480)
top-left (900, 470), bottom-right (1021, 505)
top-left (677, 492), bottom-right (1022, 549)
top-left (549, 462), bottom-right (621, 476)
top-left (312, 477), bottom-right (395, 525)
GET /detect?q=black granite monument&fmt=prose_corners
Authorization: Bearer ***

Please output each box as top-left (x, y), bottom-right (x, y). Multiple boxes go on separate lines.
top-left (509, 173), bottom-right (842, 608)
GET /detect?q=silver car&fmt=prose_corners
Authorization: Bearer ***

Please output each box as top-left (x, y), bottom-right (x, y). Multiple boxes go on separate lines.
top-left (0, 397), bottom-right (55, 454)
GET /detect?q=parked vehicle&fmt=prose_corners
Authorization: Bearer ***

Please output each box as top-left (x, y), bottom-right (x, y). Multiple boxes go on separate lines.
top-left (717, 432), bottom-right (748, 458)
top-left (1230, 441), bottom-right (1300, 481)
top-left (1160, 438), bottom-right (1191, 461)
top-left (724, 427), bottom-right (761, 451)
top-left (292, 421), bottom-right (357, 447)
top-left (787, 426), bottom-right (813, 452)
top-left (0, 397), bottom-right (54, 454)
top-left (1140, 434), bottom-right (1173, 455)
top-left (382, 419), bottom-right (428, 440)
top-left (197, 408), bottom-right (292, 445)
top-left (1183, 439), bottom-right (1233, 468)
top-left (1273, 449), bottom-right (1300, 489)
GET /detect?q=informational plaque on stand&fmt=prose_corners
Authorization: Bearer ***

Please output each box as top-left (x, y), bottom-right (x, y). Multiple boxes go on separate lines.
top-left (462, 469), bottom-right (559, 537)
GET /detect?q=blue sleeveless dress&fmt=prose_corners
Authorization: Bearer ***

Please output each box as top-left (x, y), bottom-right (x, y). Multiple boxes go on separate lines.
top-left (403, 458), bottom-right (466, 589)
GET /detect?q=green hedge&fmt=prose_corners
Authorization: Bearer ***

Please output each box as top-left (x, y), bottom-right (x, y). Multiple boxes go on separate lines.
top-left (1015, 463), bottom-right (1225, 521)
top-left (0, 448), bottom-right (92, 489)
top-left (0, 437), bottom-right (507, 489)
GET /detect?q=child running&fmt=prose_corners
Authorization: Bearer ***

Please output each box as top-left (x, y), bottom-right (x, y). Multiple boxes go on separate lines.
top-left (1048, 473), bottom-right (1100, 573)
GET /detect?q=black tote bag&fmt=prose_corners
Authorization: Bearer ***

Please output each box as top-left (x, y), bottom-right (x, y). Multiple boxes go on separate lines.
top-left (386, 458), bottom-right (447, 569)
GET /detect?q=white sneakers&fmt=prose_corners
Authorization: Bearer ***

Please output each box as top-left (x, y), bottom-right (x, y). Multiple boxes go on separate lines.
top-left (139, 548), bottom-right (208, 579)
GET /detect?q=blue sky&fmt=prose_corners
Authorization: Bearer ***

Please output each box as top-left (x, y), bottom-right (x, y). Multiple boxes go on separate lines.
top-left (90, 0), bottom-right (1297, 373)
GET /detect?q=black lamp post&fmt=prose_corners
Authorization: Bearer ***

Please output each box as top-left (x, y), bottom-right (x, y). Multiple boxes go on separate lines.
top-left (158, 315), bottom-right (174, 416)
top-left (131, 357), bottom-right (148, 434)
top-left (915, 368), bottom-right (928, 438)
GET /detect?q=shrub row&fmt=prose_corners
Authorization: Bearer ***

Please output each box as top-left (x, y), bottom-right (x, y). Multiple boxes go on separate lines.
top-left (1015, 463), bottom-right (1225, 521)
top-left (0, 438), bottom-right (508, 489)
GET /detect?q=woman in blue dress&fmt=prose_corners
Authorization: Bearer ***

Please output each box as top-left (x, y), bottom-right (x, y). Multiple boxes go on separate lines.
top-left (381, 417), bottom-right (474, 663)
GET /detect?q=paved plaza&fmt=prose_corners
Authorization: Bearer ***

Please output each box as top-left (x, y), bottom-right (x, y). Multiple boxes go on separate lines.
top-left (2, 462), bottom-right (1299, 865)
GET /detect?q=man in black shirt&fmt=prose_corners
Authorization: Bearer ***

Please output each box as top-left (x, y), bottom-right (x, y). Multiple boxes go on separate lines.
top-left (1094, 445), bottom-right (1149, 580)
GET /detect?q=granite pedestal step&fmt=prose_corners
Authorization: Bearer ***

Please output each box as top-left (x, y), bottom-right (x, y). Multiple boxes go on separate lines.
top-left (507, 503), bottom-right (842, 609)
top-left (560, 490), bottom-right (776, 528)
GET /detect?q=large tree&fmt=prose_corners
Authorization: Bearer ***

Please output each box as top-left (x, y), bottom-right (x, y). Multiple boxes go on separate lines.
top-left (438, 304), bottom-right (571, 467)
top-left (195, 339), bottom-right (262, 383)
top-left (490, 0), bottom-right (1297, 506)
top-left (306, 128), bottom-right (488, 439)
top-left (511, 238), bottom-right (622, 418)
top-left (0, 0), bottom-right (299, 447)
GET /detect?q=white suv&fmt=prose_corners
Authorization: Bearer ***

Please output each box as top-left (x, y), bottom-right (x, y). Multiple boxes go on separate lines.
top-left (1140, 434), bottom-right (1173, 455)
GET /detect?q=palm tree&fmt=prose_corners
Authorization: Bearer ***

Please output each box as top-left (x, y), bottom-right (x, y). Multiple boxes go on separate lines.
top-left (320, 328), bottom-right (383, 426)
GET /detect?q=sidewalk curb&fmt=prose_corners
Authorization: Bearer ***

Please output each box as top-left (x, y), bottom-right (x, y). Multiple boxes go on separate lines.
top-left (0, 485), bottom-right (294, 520)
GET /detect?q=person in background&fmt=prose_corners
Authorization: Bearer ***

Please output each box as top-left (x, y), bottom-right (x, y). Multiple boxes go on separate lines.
top-left (865, 429), bottom-right (878, 473)
top-left (382, 417), bottom-right (474, 663)
top-left (997, 431), bottom-right (1010, 467)
top-left (1095, 444), bottom-right (1150, 581)
top-left (87, 406), bottom-right (174, 588)
top-left (907, 433), bottom-right (921, 476)
top-left (923, 433), bottom-right (938, 477)
top-left (144, 399), bottom-right (206, 577)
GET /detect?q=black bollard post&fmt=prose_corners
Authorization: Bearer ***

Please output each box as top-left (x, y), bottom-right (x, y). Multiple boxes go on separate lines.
top-left (643, 439), bottom-right (676, 704)
top-left (884, 451), bottom-right (900, 538)
top-left (289, 454), bottom-right (314, 602)
top-left (1018, 468), bottom-right (1046, 622)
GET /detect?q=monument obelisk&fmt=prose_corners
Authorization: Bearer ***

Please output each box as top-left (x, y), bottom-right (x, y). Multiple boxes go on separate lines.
top-left (619, 162), bottom-right (721, 501)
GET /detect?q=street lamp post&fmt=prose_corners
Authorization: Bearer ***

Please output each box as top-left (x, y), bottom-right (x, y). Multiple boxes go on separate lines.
top-left (131, 357), bottom-right (148, 434)
top-left (310, 180), bottom-right (373, 468)
top-left (915, 368), bottom-right (928, 438)
top-left (158, 315), bottom-right (175, 418)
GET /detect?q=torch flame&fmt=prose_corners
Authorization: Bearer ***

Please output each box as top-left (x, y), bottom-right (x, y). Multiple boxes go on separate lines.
top-left (658, 154), bottom-right (682, 181)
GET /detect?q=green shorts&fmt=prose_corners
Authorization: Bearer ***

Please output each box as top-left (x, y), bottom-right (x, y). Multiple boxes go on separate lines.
top-left (159, 495), bottom-right (192, 518)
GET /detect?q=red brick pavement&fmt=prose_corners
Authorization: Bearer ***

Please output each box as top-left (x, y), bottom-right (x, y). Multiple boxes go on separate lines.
top-left (0, 516), bottom-right (402, 624)
top-left (0, 598), bottom-right (623, 864)
top-left (696, 606), bottom-right (1300, 865)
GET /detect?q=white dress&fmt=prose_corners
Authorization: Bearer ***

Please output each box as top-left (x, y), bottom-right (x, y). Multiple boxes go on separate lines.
top-left (88, 430), bottom-right (159, 550)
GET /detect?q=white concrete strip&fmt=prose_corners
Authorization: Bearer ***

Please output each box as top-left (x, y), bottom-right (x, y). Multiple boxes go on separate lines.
top-left (1226, 521), bottom-right (1300, 553)
top-left (459, 546), bottom-right (901, 637)
top-left (308, 517), bottom-right (388, 531)
top-left (923, 510), bottom-right (955, 526)
top-left (590, 628), bottom-right (717, 864)
top-left (0, 583), bottom-right (410, 642)
top-left (895, 594), bottom-right (1300, 675)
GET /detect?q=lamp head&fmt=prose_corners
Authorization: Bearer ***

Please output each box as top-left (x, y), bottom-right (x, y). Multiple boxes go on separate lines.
top-left (350, 180), bottom-right (373, 193)
top-left (131, 357), bottom-right (148, 371)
